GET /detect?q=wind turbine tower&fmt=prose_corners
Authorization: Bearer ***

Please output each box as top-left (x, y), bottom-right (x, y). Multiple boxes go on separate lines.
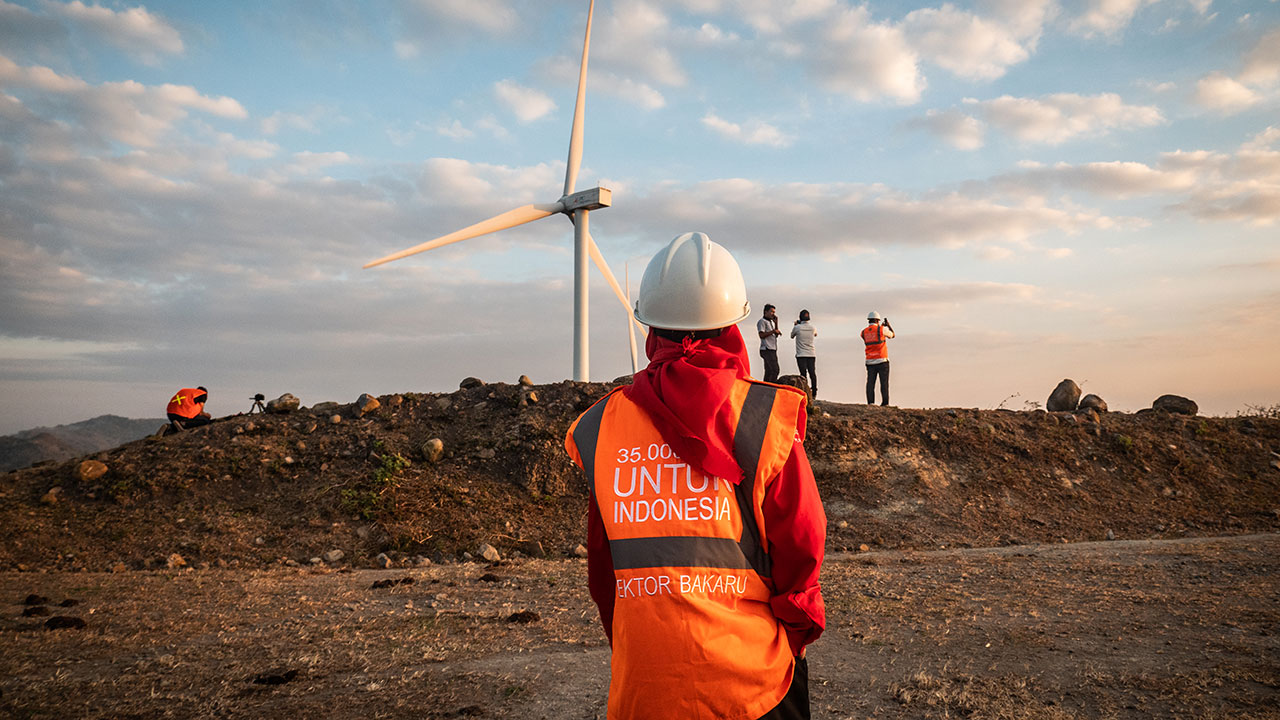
top-left (364, 0), bottom-right (638, 381)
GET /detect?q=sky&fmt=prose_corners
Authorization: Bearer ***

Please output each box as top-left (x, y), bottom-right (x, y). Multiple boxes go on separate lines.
top-left (1, 0), bottom-right (1278, 435)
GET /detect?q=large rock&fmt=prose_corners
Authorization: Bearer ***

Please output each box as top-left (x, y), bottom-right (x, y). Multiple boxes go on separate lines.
top-left (310, 401), bottom-right (340, 415)
top-left (75, 460), bottom-right (108, 482)
top-left (356, 393), bottom-right (380, 416)
top-left (266, 393), bottom-right (300, 414)
top-left (478, 543), bottom-right (501, 562)
top-left (1153, 394), bottom-right (1198, 415)
top-left (460, 377), bottom-right (485, 390)
top-left (1078, 394), bottom-right (1108, 413)
top-left (422, 438), bottom-right (444, 463)
top-left (1047, 379), bottom-right (1081, 412)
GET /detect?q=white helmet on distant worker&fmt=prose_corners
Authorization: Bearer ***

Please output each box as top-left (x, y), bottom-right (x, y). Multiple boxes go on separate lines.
top-left (634, 232), bottom-right (751, 331)
top-left (867, 311), bottom-right (882, 321)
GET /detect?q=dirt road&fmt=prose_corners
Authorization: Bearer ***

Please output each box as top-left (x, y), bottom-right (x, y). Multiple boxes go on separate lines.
top-left (3, 534), bottom-right (1277, 719)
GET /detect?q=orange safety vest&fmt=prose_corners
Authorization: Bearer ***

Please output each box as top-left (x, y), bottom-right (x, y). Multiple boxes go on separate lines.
top-left (861, 324), bottom-right (888, 361)
top-left (566, 380), bottom-right (805, 720)
top-left (166, 388), bottom-right (206, 419)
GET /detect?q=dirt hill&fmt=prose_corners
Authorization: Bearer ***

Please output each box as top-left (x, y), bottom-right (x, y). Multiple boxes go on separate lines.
top-left (2, 380), bottom-right (1278, 572)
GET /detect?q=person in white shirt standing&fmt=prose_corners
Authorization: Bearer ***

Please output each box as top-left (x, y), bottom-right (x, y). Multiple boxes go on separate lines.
top-left (757, 303), bottom-right (782, 382)
top-left (790, 310), bottom-right (818, 397)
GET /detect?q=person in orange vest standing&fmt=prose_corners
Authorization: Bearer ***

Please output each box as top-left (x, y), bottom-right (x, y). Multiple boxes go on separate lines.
top-left (166, 386), bottom-right (211, 430)
top-left (861, 311), bottom-right (894, 406)
top-left (565, 232), bottom-right (826, 720)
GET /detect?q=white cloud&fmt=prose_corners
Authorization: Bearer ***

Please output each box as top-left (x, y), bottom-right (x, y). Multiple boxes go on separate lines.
top-left (261, 109), bottom-right (334, 136)
top-left (398, 0), bottom-right (517, 35)
top-left (493, 79), bottom-right (556, 123)
top-left (966, 92), bottom-right (1164, 144)
top-left (0, 55), bottom-right (246, 148)
top-left (995, 160), bottom-right (1199, 196)
top-left (701, 113), bottom-right (793, 147)
top-left (1238, 27), bottom-right (1280, 88)
top-left (1192, 72), bottom-right (1261, 114)
top-left (595, 0), bottom-right (687, 88)
top-left (610, 179), bottom-right (1118, 256)
top-left (45, 0), bottom-right (183, 65)
top-left (434, 119), bottom-right (475, 140)
top-left (811, 5), bottom-right (923, 104)
top-left (1066, 0), bottom-right (1160, 37)
top-left (283, 150), bottom-right (352, 176)
top-left (906, 108), bottom-right (986, 149)
top-left (902, 5), bottom-right (1032, 81)
top-left (729, 0), bottom-right (835, 35)
top-left (1242, 126), bottom-right (1280, 152)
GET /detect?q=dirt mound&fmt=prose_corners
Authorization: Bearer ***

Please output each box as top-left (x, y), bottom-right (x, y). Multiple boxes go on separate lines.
top-left (2, 381), bottom-right (1278, 571)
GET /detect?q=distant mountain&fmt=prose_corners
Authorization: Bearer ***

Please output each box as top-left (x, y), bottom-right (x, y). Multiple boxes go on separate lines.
top-left (0, 415), bottom-right (165, 472)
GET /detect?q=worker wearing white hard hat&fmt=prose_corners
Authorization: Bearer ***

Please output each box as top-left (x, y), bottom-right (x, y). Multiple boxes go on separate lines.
top-left (861, 311), bottom-right (895, 405)
top-left (566, 232), bottom-right (826, 720)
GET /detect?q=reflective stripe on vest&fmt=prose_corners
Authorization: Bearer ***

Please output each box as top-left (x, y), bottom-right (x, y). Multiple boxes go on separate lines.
top-left (571, 384), bottom-right (778, 577)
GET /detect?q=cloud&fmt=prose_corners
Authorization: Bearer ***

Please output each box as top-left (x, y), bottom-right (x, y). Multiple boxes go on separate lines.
top-left (393, 0), bottom-right (518, 57)
top-left (0, 0), bottom-right (68, 60)
top-left (902, 4), bottom-right (1035, 80)
top-left (434, 119), bottom-right (475, 140)
top-left (0, 55), bottom-right (246, 148)
top-left (608, 179), bottom-right (1118, 256)
top-left (756, 280), bottom-right (1042, 324)
top-left (260, 107), bottom-right (340, 136)
top-left (1242, 126), bottom-right (1280, 152)
top-left (45, 0), bottom-right (183, 65)
top-left (701, 113), bottom-right (793, 147)
top-left (282, 150), bottom-right (353, 177)
top-left (810, 5), bottom-right (924, 104)
top-left (965, 92), bottom-right (1165, 144)
top-left (493, 79), bottom-right (556, 123)
top-left (1192, 72), bottom-right (1261, 113)
top-left (993, 160), bottom-right (1199, 196)
top-left (905, 108), bottom-right (986, 149)
top-left (1066, 0), bottom-right (1160, 37)
top-left (1238, 26), bottom-right (1280, 88)
top-left (595, 0), bottom-right (688, 88)
top-left (1191, 27), bottom-right (1280, 115)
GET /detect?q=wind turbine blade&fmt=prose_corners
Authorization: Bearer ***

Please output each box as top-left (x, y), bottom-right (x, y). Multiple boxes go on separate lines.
top-left (563, 0), bottom-right (594, 197)
top-left (585, 228), bottom-right (646, 336)
top-left (626, 261), bottom-right (638, 373)
top-left (363, 203), bottom-right (561, 269)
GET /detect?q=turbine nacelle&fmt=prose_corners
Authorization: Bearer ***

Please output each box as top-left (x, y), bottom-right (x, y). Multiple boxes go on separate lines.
top-left (560, 186), bottom-right (612, 213)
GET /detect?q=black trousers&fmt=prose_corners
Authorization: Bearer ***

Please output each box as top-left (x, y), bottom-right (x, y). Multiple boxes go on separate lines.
top-left (756, 656), bottom-right (810, 720)
top-left (866, 361), bottom-right (890, 405)
top-left (796, 356), bottom-right (817, 395)
top-left (760, 349), bottom-right (780, 383)
top-left (167, 413), bottom-right (212, 428)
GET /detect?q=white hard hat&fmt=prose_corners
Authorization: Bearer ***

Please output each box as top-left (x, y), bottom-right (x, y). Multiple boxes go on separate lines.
top-left (867, 311), bottom-right (882, 321)
top-left (634, 232), bottom-right (751, 331)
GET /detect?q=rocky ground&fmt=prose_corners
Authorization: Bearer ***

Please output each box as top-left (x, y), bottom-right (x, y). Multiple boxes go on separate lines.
top-left (2, 533), bottom-right (1276, 719)
top-left (2, 379), bottom-right (1278, 717)
top-left (1, 380), bottom-right (1278, 572)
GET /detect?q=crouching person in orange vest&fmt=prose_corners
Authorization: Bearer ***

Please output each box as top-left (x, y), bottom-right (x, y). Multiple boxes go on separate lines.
top-left (166, 386), bottom-right (211, 430)
top-left (565, 232), bottom-right (826, 720)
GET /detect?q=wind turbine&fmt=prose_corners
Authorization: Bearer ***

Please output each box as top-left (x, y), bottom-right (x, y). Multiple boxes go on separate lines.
top-left (364, 0), bottom-right (640, 382)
